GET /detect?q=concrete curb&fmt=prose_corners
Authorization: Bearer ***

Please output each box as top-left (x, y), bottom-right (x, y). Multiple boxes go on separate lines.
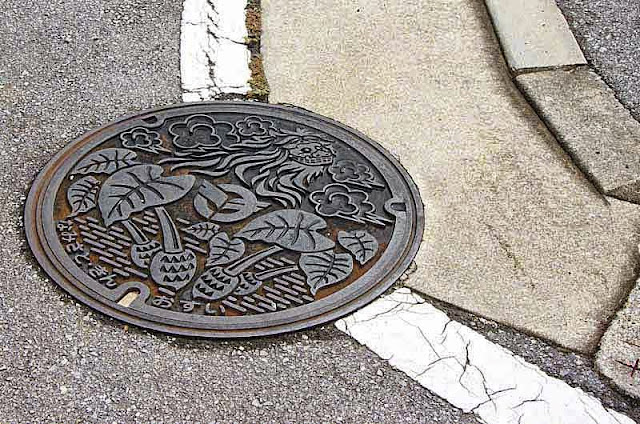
top-left (515, 69), bottom-right (640, 201)
top-left (484, 0), bottom-right (640, 205)
top-left (484, 0), bottom-right (586, 71)
top-left (484, 0), bottom-right (640, 400)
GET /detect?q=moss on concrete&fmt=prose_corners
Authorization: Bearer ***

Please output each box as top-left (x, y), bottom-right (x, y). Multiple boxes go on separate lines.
top-left (245, 0), bottom-right (269, 101)
top-left (248, 54), bottom-right (270, 100)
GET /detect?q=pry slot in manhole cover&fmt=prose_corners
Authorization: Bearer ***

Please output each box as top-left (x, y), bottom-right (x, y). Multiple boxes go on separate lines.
top-left (25, 102), bottom-right (424, 337)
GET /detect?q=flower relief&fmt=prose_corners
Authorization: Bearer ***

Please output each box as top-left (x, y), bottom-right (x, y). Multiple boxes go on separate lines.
top-left (235, 115), bottom-right (275, 137)
top-left (169, 114), bottom-right (239, 152)
top-left (310, 183), bottom-right (392, 226)
top-left (328, 159), bottom-right (385, 189)
top-left (119, 127), bottom-right (169, 154)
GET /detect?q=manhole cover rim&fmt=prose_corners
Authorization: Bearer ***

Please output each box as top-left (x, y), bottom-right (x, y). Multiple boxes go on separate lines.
top-left (25, 101), bottom-right (424, 337)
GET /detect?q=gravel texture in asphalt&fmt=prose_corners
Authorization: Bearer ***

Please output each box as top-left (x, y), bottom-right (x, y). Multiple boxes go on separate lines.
top-left (0, 0), bottom-right (478, 422)
top-left (555, 0), bottom-right (640, 121)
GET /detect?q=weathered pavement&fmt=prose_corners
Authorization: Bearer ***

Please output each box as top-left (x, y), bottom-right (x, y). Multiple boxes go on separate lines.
top-left (0, 0), bottom-right (477, 422)
top-left (3, 0), bottom-right (640, 422)
top-left (550, 0), bottom-right (640, 400)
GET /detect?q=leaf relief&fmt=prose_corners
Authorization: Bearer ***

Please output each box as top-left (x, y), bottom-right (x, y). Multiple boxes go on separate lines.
top-left (71, 148), bottom-right (139, 175)
top-left (67, 176), bottom-right (100, 216)
top-left (98, 164), bottom-right (195, 226)
top-left (183, 222), bottom-right (220, 241)
top-left (337, 230), bottom-right (379, 265)
top-left (299, 251), bottom-right (353, 295)
top-left (236, 210), bottom-right (334, 252)
top-left (206, 233), bottom-right (246, 267)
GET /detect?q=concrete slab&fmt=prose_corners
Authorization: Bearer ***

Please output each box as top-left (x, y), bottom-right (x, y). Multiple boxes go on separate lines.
top-left (484, 0), bottom-right (586, 71)
top-left (515, 67), bottom-right (640, 197)
top-left (597, 280), bottom-right (640, 399)
top-left (261, 0), bottom-right (640, 352)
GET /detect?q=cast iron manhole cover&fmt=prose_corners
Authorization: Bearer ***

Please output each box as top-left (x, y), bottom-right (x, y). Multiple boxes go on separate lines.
top-left (25, 102), bottom-right (423, 337)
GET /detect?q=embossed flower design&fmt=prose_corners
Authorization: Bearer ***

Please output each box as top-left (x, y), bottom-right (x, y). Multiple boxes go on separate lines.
top-left (235, 115), bottom-right (275, 137)
top-left (169, 114), bottom-right (239, 151)
top-left (328, 159), bottom-right (383, 189)
top-left (310, 183), bottom-right (390, 226)
top-left (310, 184), bottom-right (374, 218)
top-left (120, 127), bottom-right (169, 154)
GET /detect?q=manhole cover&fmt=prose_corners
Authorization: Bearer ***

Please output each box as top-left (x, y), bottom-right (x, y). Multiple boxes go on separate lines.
top-left (25, 102), bottom-right (423, 337)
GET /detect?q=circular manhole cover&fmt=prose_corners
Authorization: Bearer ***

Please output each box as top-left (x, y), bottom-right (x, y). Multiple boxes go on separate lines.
top-left (25, 102), bottom-right (423, 337)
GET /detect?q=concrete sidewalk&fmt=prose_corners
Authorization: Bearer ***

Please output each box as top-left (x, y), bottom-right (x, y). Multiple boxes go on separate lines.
top-left (262, 0), bottom-right (640, 354)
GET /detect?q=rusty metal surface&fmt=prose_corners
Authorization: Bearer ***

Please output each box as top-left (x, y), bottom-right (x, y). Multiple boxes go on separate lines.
top-left (25, 102), bottom-right (424, 337)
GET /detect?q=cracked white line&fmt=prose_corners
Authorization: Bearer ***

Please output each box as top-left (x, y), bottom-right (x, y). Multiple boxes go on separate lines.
top-left (336, 288), bottom-right (634, 424)
top-left (180, 0), bottom-right (251, 101)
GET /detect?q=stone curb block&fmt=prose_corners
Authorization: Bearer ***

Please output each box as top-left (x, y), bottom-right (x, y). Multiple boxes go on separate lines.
top-left (515, 67), bottom-right (640, 197)
top-left (596, 280), bottom-right (640, 400)
top-left (485, 0), bottom-right (640, 204)
top-left (484, 0), bottom-right (585, 71)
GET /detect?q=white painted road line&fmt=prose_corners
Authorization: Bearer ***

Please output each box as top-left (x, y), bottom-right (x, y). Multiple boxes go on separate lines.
top-left (180, 0), bottom-right (251, 101)
top-left (337, 288), bottom-right (634, 424)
